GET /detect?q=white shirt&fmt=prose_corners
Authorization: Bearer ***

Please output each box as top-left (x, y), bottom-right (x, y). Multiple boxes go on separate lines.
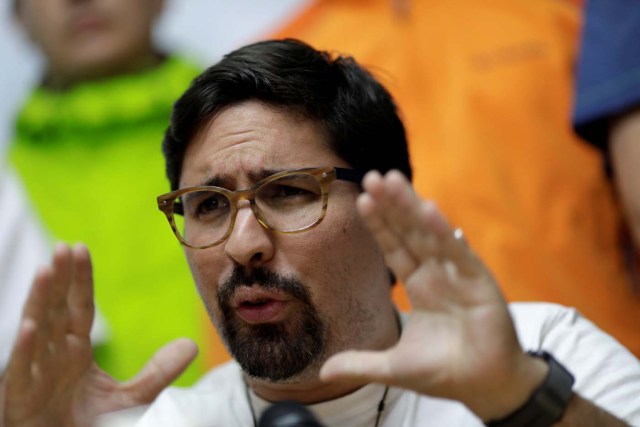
top-left (115, 303), bottom-right (640, 427)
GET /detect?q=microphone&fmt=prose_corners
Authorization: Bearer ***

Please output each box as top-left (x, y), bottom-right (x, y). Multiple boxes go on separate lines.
top-left (258, 401), bottom-right (325, 427)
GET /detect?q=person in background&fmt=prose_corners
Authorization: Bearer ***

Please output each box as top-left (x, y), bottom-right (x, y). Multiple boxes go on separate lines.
top-left (573, 0), bottom-right (640, 285)
top-left (263, 0), bottom-right (640, 357)
top-left (1, 39), bottom-right (639, 427)
top-left (7, 0), bottom-right (207, 384)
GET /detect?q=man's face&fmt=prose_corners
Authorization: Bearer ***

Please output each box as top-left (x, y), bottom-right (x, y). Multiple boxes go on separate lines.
top-left (15, 0), bottom-right (162, 84)
top-left (179, 100), bottom-right (396, 382)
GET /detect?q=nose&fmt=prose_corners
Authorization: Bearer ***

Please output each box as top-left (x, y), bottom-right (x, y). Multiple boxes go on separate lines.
top-left (224, 204), bottom-right (275, 267)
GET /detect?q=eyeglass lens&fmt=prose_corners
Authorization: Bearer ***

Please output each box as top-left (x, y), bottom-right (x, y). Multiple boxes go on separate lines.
top-left (172, 173), bottom-right (325, 247)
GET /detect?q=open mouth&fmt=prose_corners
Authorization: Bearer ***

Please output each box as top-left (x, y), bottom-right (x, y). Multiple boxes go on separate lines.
top-left (232, 288), bottom-right (291, 324)
top-left (240, 299), bottom-right (271, 307)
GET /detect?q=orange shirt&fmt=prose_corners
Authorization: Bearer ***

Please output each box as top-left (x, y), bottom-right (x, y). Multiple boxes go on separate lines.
top-left (203, 0), bottom-right (640, 364)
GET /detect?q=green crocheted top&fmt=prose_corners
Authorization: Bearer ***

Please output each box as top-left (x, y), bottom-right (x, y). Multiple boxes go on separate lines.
top-left (11, 57), bottom-right (211, 385)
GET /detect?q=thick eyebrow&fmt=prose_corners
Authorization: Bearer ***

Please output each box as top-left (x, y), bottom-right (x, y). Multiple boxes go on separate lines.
top-left (198, 169), bottom-right (286, 189)
top-left (201, 176), bottom-right (225, 188)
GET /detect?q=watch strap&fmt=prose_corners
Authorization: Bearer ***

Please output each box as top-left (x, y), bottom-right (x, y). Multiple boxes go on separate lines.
top-left (486, 350), bottom-right (575, 427)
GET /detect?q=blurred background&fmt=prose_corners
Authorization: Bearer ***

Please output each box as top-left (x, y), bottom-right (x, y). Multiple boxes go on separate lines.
top-left (0, 0), bottom-right (311, 155)
top-left (0, 0), bottom-right (314, 386)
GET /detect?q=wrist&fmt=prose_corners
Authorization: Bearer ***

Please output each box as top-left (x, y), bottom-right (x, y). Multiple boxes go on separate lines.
top-left (475, 351), bottom-right (549, 422)
top-left (485, 351), bottom-right (575, 427)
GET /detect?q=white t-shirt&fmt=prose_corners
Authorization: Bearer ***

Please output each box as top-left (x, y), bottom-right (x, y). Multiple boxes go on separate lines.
top-left (114, 303), bottom-right (640, 427)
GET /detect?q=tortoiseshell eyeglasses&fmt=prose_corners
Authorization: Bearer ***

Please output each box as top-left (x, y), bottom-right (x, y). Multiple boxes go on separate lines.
top-left (157, 167), bottom-right (363, 249)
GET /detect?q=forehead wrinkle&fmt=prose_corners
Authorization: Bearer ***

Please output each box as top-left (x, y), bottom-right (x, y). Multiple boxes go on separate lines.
top-left (198, 168), bottom-right (287, 189)
top-left (183, 126), bottom-right (269, 188)
top-left (180, 100), bottom-right (343, 190)
top-left (199, 102), bottom-right (288, 153)
top-left (182, 143), bottom-right (273, 190)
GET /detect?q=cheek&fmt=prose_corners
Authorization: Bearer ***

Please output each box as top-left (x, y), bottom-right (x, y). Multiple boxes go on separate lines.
top-left (289, 211), bottom-right (391, 351)
top-left (287, 208), bottom-right (387, 303)
top-left (30, 7), bottom-right (65, 47)
top-left (185, 247), bottom-right (227, 308)
top-left (116, 12), bottom-right (152, 44)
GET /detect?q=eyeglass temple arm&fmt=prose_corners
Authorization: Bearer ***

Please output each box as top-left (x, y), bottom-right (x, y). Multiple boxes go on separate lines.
top-left (335, 167), bottom-right (365, 185)
top-left (172, 201), bottom-right (184, 216)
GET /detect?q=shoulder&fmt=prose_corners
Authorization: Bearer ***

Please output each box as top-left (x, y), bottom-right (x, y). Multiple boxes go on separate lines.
top-left (134, 361), bottom-right (251, 427)
top-left (508, 301), bottom-right (581, 342)
top-left (508, 301), bottom-right (630, 359)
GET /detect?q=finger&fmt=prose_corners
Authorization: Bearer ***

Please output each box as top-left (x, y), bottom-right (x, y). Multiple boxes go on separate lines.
top-left (362, 170), bottom-right (490, 287)
top-left (4, 319), bottom-right (38, 395)
top-left (49, 244), bottom-right (73, 342)
top-left (359, 172), bottom-right (450, 283)
top-left (373, 173), bottom-right (485, 279)
top-left (363, 171), bottom-right (442, 263)
top-left (415, 203), bottom-right (486, 278)
top-left (21, 267), bottom-right (55, 364)
top-left (68, 244), bottom-right (95, 336)
top-left (361, 193), bottom-right (458, 307)
top-left (438, 228), bottom-right (485, 279)
top-left (319, 350), bottom-right (394, 385)
top-left (357, 191), bottom-right (419, 279)
top-left (123, 338), bottom-right (198, 404)
top-left (21, 267), bottom-right (53, 333)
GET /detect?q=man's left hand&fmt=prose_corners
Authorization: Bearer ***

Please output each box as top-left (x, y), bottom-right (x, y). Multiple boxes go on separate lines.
top-left (319, 170), bottom-right (548, 421)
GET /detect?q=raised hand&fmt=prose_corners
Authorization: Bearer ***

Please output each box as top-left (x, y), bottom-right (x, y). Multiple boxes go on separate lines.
top-left (0, 243), bottom-right (198, 427)
top-left (320, 171), bottom-right (548, 421)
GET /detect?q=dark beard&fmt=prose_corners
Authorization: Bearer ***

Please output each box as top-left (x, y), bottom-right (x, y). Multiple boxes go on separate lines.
top-left (217, 266), bottom-right (326, 381)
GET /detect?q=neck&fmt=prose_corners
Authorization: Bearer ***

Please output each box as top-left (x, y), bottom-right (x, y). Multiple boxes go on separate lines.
top-left (43, 50), bottom-right (164, 91)
top-left (247, 306), bottom-right (402, 404)
top-left (248, 374), bottom-right (369, 405)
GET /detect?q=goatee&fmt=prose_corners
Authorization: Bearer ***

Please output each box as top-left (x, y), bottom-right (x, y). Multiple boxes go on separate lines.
top-left (217, 266), bottom-right (326, 381)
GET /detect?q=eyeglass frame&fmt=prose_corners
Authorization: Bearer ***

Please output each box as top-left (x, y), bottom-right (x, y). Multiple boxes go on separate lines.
top-left (157, 166), bottom-right (364, 249)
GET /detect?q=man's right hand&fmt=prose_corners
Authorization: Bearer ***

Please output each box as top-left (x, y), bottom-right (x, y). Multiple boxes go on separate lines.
top-left (0, 244), bottom-right (198, 427)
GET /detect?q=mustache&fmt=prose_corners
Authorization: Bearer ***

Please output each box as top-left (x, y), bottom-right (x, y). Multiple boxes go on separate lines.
top-left (217, 266), bottom-right (311, 306)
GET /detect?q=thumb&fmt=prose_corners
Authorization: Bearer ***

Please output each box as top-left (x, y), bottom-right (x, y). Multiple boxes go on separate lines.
top-left (124, 338), bottom-right (198, 404)
top-left (319, 350), bottom-right (393, 385)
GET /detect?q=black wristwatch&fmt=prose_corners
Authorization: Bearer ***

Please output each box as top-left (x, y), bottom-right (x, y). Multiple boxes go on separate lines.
top-left (486, 350), bottom-right (575, 427)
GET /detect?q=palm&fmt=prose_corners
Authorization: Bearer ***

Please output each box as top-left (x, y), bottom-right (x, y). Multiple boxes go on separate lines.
top-left (394, 251), bottom-right (517, 395)
top-left (1, 244), bottom-right (197, 427)
top-left (320, 171), bottom-right (531, 418)
top-left (6, 335), bottom-right (93, 426)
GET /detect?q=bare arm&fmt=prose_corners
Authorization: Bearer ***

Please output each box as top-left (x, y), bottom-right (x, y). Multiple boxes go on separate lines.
top-left (610, 107), bottom-right (640, 251)
top-left (557, 395), bottom-right (628, 427)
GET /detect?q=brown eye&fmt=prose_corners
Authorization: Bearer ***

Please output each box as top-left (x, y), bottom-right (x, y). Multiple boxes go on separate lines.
top-left (197, 193), bottom-right (229, 216)
top-left (182, 190), bottom-right (230, 221)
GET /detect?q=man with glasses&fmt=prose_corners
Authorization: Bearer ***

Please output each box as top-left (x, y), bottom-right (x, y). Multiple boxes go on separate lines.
top-left (2, 39), bottom-right (640, 427)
